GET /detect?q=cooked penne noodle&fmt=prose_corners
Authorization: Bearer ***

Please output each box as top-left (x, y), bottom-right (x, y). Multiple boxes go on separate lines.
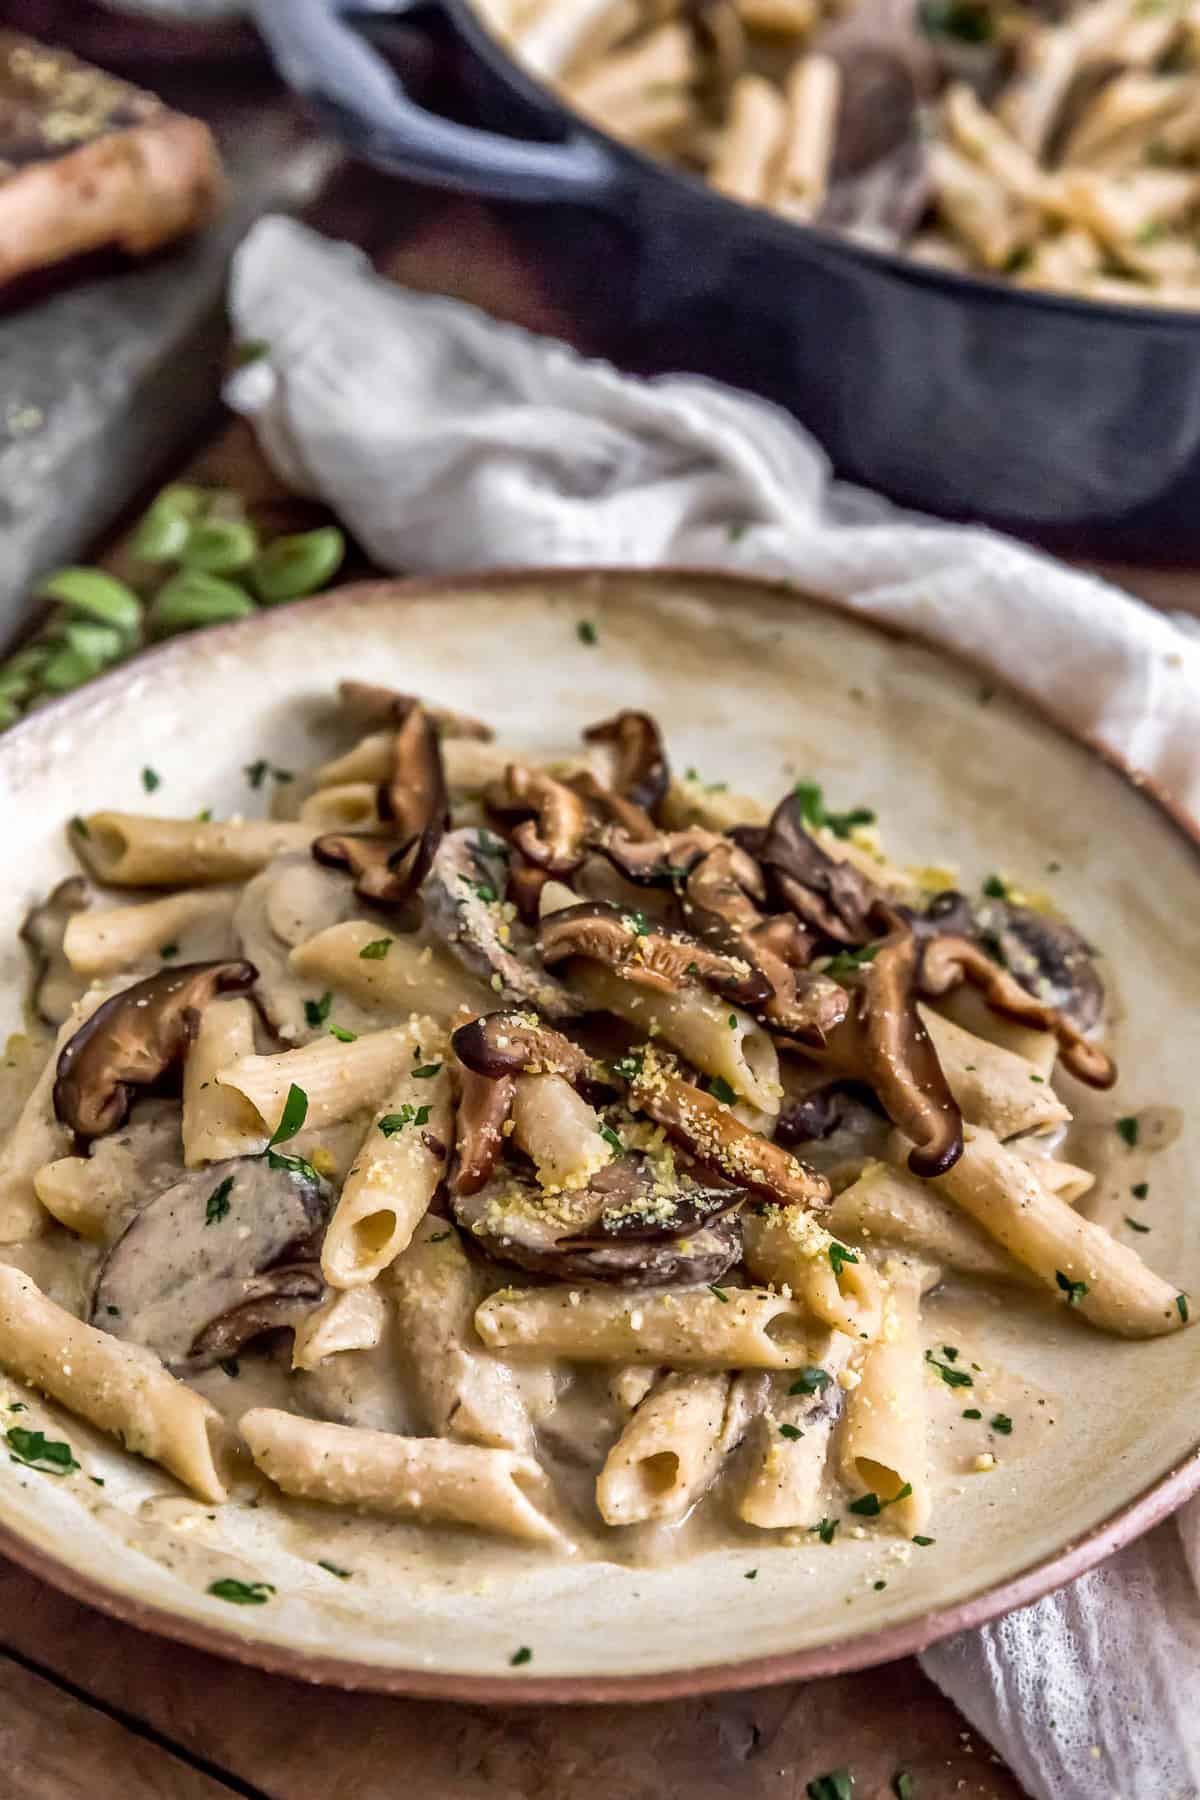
top-left (0, 1266), bottom-right (228, 1502)
top-left (520, 0), bottom-right (637, 77)
top-left (772, 56), bottom-right (841, 219)
top-left (737, 1333), bottom-right (852, 1528)
top-left (510, 1072), bottom-right (612, 1191)
top-left (314, 732), bottom-right (601, 794)
top-left (298, 782), bottom-right (382, 830)
top-left (741, 1205), bottom-right (884, 1340)
top-left (896, 1126), bottom-right (1188, 1337)
top-left (321, 1029), bottom-right (453, 1286)
top-left (936, 985), bottom-right (1057, 1078)
top-left (830, 1160), bottom-right (1029, 1285)
top-left (567, 960), bottom-right (781, 1114)
top-left (919, 1005), bottom-right (1070, 1139)
top-left (0, 990), bottom-right (110, 1242)
top-left (72, 813), bottom-right (316, 887)
top-left (710, 75), bottom-right (788, 206)
top-left (181, 997), bottom-right (265, 1166)
top-left (608, 1363), bottom-right (662, 1411)
top-left (475, 1283), bottom-right (813, 1367)
top-left (289, 920), bottom-right (492, 1023)
top-left (840, 1257), bottom-right (932, 1534)
top-left (1012, 1147), bottom-right (1095, 1206)
top-left (660, 777), bottom-right (767, 833)
top-left (291, 1285), bottom-right (388, 1371)
top-left (735, 0), bottom-right (815, 32)
top-left (62, 888), bottom-right (238, 976)
top-left (216, 1025), bottom-right (421, 1135)
top-left (240, 1407), bottom-right (563, 1543)
top-left (596, 1370), bottom-right (732, 1525)
top-left (389, 1216), bottom-right (535, 1453)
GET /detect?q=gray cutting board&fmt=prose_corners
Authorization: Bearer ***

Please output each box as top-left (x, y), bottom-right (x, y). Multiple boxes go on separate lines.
top-left (0, 90), bottom-right (338, 636)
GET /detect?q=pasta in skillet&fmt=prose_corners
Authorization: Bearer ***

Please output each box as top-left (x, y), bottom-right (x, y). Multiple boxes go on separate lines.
top-left (0, 684), bottom-right (1188, 1569)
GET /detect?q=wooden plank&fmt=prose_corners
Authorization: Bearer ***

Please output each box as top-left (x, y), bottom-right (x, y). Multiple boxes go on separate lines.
top-left (0, 1649), bottom-right (241, 1800)
top-left (0, 1559), bottom-right (1023, 1800)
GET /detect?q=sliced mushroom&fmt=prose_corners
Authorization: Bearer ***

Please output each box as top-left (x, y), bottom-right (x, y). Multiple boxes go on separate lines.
top-left (583, 711), bottom-right (669, 820)
top-left (920, 932), bottom-right (1115, 1088)
top-left (815, 905), bottom-right (963, 1177)
top-left (507, 848), bottom-right (552, 924)
top-left (54, 959), bottom-right (258, 1140)
top-left (593, 825), bottom-right (725, 886)
top-left (628, 1049), bottom-right (831, 1207)
top-left (90, 1155), bottom-right (331, 1371)
top-left (451, 1010), bottom-right (606, 1094)
top-left (451, 1063), bottom-right (517, 1197)
top-left (566, 771), bottom-right (659, 843)
top-left (775, 1079), bottom-right (883, 1146)
top-left (378, 701), bottom-right (449, 852)
top-left (339, 680), bottom-right (493, 740)
top-left (453, 1157), bottom-right (742, 1286)
top-left (975, 898), bottom-right (1105, 1033)
top-left (312, 831), bottom-right (428, 911)
top-left (233, 852), bottom-right (359, 1041)
top-left (539, 900), bottom-right (772, 1008)
top-left (21, 877), bottom-right (91, 1026)
top-left (504, 766), bottom-right (592, 875)
top-left (737, 793), bottom-right (879, 945)
top-left (424, 828), bottom-right (580, 1020)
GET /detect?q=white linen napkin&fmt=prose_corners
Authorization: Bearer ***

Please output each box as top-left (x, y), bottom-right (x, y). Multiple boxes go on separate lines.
top-left (227, 215), bottom-right (1200, 1799)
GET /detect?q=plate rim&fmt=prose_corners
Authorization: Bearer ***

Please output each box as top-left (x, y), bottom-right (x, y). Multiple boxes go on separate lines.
top-left (3, 562), bottom-right (1198, 1702)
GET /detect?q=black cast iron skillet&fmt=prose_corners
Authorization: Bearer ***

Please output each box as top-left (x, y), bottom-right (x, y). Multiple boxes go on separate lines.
top-left (253, 0), bottom-right (1200, 559)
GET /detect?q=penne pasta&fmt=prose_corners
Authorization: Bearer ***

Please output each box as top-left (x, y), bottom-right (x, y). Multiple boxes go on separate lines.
top-left (321, 1028), bottom-right (453, 1287)
top-left (297, 782), bottom-right (382, 830)
top-left (839, 1257), bottom-right (932, 1535)
top-left (215, 1025), bottom-right (422, 1135)
top-left (596, 1370), bottom-right (732, 1525)
top-left (919, 1005), bottom-right (1070, 1139)
top-left (830, 1160), bottom-right (1029, 1285)
top-left (0, 1266), bottom-right (229, 1502)
top-left (710, 75), bottom-right (788, 206)
top-left (289, 920), bottom-right (493, 1023)
top-left (0, 990), bottom-right (111, 1242)
top-left (62, 888), bottom-right (238, 977)
top-left (71, 813), bottom-right (316, 887)
top-left (240, 1407), bottom-right (563, 1543)
top-left (291, 1285), bottom-right (388, 1371)
top-left (181, 997), bottom-right (265, 1166)
top-left (737, 1333), bottom-right (852, 1528)
top-left (742, 1205), bottom-right (884, 1341)
top-left (475, 1282), bottom-right (813, 1367)
top-left (389, 1215), bottom-right (535, 1453)
top-left (510, 1072), bottom-right (612, 1191)
top-left (567, 959), bottom-right (781, 1114)
top-left (772, 55), bottom-right (841, 220)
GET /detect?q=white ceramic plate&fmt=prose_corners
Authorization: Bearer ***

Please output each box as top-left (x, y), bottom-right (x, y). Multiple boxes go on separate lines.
top-left (1, 569), bottom-right (1198, 1700)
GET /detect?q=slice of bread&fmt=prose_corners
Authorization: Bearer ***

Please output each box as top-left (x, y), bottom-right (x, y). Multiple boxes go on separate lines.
top-left (0, 31), bottom-right (224, 289)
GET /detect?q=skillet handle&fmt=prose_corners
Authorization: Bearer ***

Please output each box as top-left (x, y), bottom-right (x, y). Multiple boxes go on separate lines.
top-left (251, 0), bottom-right (617, 202)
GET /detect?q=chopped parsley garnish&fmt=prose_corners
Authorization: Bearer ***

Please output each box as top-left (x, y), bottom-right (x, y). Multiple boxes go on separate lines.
top-left (510, 1645), bottom-right (533, 1666)
top-left (892, 1772), bottom-right (915, 1800)
top-left (70, 815), bottom-right (90, 839)
top-left (626, 910), bottom-right (650, 937)
top-left (779, 1423), bottom-right (805, 1441)
top-left (807, 1768), bottom-right (854, 1800)
top-left (925, 1349), bottom-right (973, 1389)
top-left (474, 828), bottom-right (506, 856)
top-left (576, 620), bottom-right (598, 646)
top-left (264, 1083), bottom-right (317, 1182)
top-left (205, 1175), bottom-right (234, 1225)
top-left (744, 1567), bottom-right (758, 1579)
top-left (1132, 1182), bottom-right (1150, 1200)
top-left (359, 938), bottom-right (393, 960)
top-left (824, 942), bottom-right (880, 978)
top-left (727, 1013), bottom-right (738, 1030)
top-left (1056, 1270), bottom-right (1089, 1306)
top-left (1125, 1216), bottom-right (1151, 1234)
top-left (941, 1345), bottom-right (959, 1361)
top-left (305, 991), bottom-right (333, 1027)
top-left (328, 1023), bottom-right (357, 1042)
top-left (962, 1408), bottom-right (982, 1420)
top-left (727, 522), bottom-right (747, 542)
top-left (141, 766), bottom-right (160, 793)
top-left (208, 1578), bottom-right (275, 1605)
top-left (709, 1284), bottom-right (729, 1304)
top-left (105, 1307), bottom-right (119, 1318)
top-left (220, 1358), bottom-right (240, 1379)
top-left (790, 1366), bottom-right (831, 1397)
top-left (429, 1230), bottom-right (451, 1243)
top-left (794, 781), bottom-right (876, 841)
top-left (600, 1123), bottom-right (623, 1154)
top-left (461, 875), bottom-right (498, 903)
top-left (159, 942), bottom-right (179, 959)
top-left (8, 1402), bottom-right (26, 1411)
top-left (196, 808), bottom-right (213, 823)
top-left (990, 1414), bottom-right (1013, 1435)
top-left (912, 1536), bottom-right (935, 1547)
top-left (1177, 1294), bottom-right (1190, 1324)
top-left (981, 874), bottom-right (1008, 899)
top-left (828, 1242), bottom-right (859, 1277)
top-left (1116, 1116), bottom-right (1139, 1147)
top-left (848, 1483), bottom-right (912, 1517)
top-left (873, 1580), bottom-right (887, 1591)
top-left (710, 1076), bottom-right (738, 1106)
top-left (814, 1517), bottom-right (839, 1544)
top-left (1030, 1074), bottom-right (1045, 1083)
top-left (242, 758), bottom-right (293, 789)
top-left (6, 1427), bottom-right (79, 1475)
top-left (613, 1051), bottom-right (644, 1081)
top-left (318, 1560), bottom-right (351, 1579)
top-left (412, 1063), bottom-right (443, 1080)
top-left (379, 1104), bottom-right (432, 1137)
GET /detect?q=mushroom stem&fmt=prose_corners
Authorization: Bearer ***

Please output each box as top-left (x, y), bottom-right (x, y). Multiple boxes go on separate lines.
top-left (583, 710), bottom-right (669, 819)
top-left (920, 934), bottom-right (1116, 1089)
top-left (451, 1062), bottom-right (518, 1197)
top-left (628, 1048), bottom-right (830, 1207)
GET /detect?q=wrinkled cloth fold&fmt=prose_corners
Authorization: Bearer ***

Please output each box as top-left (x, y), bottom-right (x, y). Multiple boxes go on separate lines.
top-left (227, 215), bottom-right (1200, 1800)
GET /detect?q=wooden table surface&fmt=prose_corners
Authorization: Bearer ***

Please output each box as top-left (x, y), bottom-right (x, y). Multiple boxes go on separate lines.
top-left (4, 99), bottom-right (1198, 1800)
